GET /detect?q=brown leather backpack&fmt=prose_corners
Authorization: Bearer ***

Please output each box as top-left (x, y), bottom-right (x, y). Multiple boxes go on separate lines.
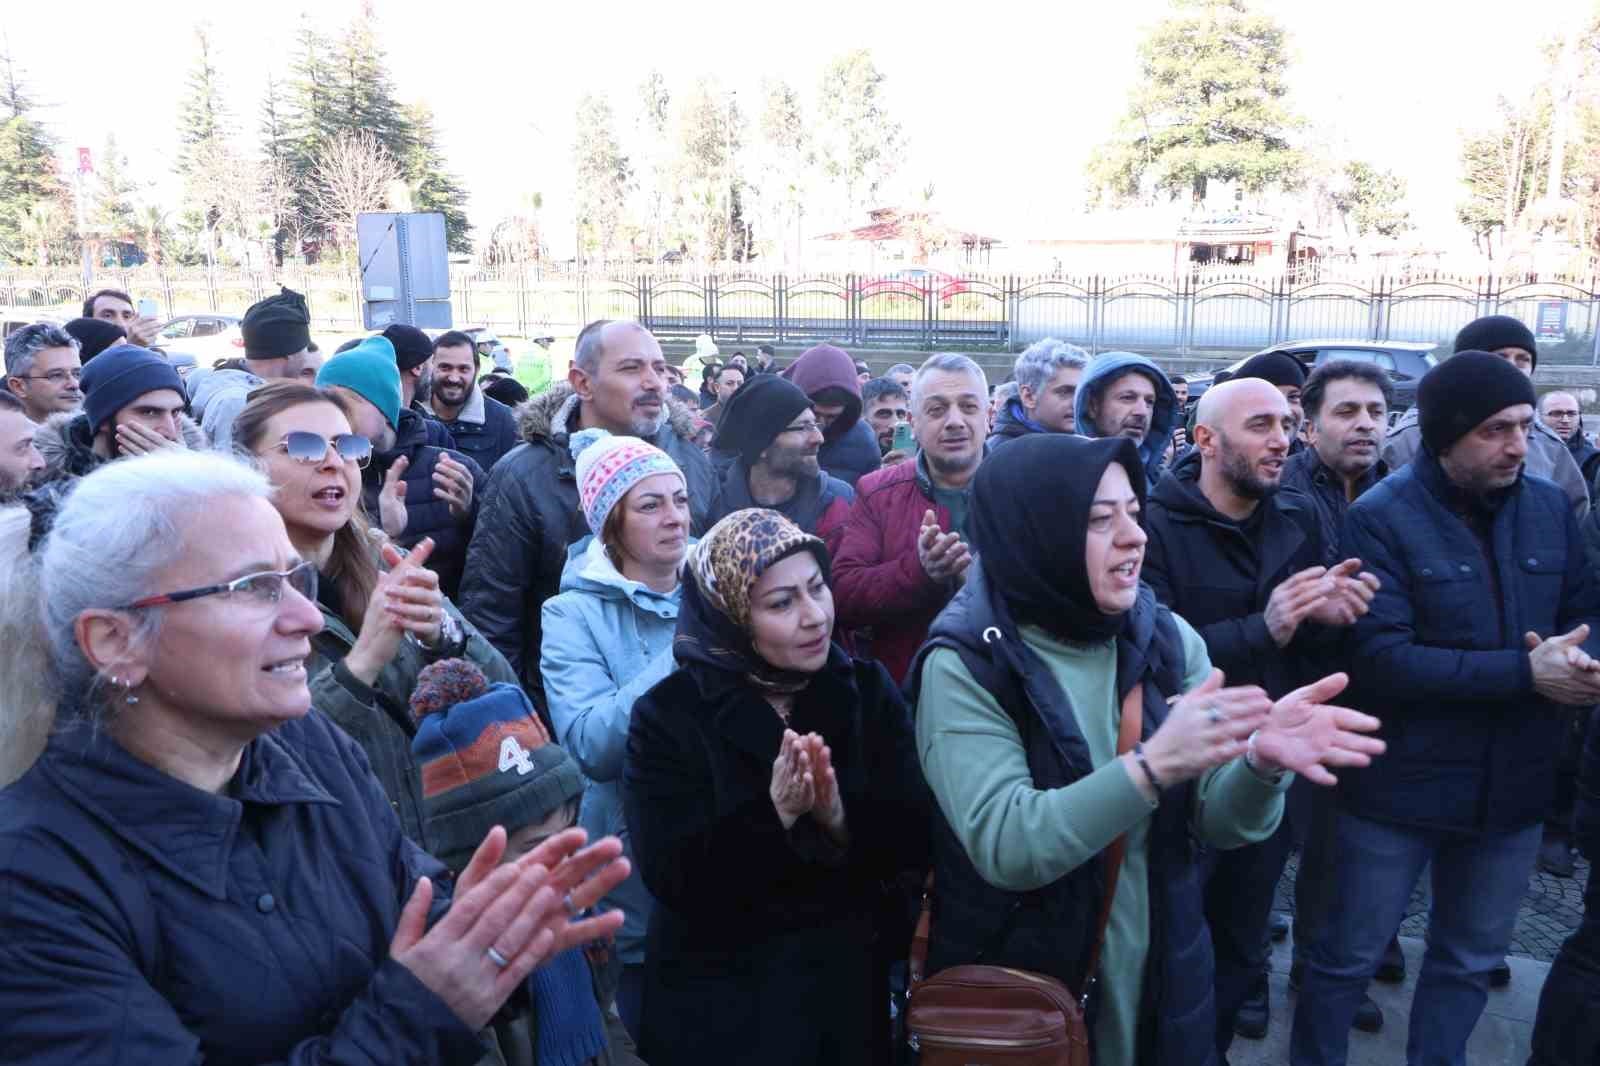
top-left (903, 685), bottom-right (1143, 1065)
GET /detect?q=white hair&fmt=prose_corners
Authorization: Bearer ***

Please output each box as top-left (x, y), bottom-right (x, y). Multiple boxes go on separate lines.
top-left (1013, 338), bottom-right (1089, 396)
top-left (911, 353), bottom-right (988, 409)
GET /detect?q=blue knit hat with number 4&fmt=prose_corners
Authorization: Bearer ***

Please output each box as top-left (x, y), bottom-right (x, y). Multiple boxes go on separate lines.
top-left (409, 659), bottom-right (584, 873)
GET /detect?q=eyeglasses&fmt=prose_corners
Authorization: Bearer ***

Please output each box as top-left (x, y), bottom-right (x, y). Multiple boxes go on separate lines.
top-left (275, 431), bottom-right (372, 468)
top-left (119, 560), bottom-right (318, 611)
top-left (779, 418), bottom-right (824, 436)
top-left (21, 368), bottom-right (82, 383)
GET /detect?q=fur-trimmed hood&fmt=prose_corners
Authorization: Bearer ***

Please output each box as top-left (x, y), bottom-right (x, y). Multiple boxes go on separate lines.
top-left (514, 383), bottom-right (700, 447)
top-left (34, 409), bottom-right (209, 484)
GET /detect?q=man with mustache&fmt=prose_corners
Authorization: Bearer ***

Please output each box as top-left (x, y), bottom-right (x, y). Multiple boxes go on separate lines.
top-left (1074, 351), bottom-right (1182, 484)
top-left (423, 330), bottom-right (519, 472)
top-left (460, 320), bottom-right (715, 694)
top-left (1142, 378), bottom-right (1380, 1050)
top-left (0, 391), bottom-right (45, 501)
top-left (705, 375), bottom-right (854, 555)
top-left (1282, 360), bottom-right (1393, 565)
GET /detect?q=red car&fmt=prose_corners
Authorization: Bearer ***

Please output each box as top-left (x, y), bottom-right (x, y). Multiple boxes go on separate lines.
top-left (855, 269), bottom-right (970, 302)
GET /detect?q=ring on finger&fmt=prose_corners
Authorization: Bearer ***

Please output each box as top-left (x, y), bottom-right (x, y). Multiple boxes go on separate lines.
top-left (1206, 706), bottom-right (1225, 726)
top-left (563, 892), bottom-right (581, 919)
top-left (485, 945), bottom-right (511, 969)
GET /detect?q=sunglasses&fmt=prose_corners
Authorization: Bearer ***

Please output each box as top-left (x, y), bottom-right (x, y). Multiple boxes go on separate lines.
top-left (120, 560), bottom-right (318, 611)
top-left (276, 431), bottom-right (372, 468)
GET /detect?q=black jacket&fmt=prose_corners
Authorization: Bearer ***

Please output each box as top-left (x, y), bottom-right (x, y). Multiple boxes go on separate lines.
top-left (0, 709), bottom-right (479, 1065)
top-left (426, 389), bottom-right (520, 474)
top-left (1340, 452), bottom-right (1600, 834)
top-left (1567, 427), bottom-right (1600, 489)
top-left (817, 418), bottom-right (882, 490)
top-left (458, 385), bottom-right (715, 690)
top-left (621, 652), bottom-right (930, 1066)
top-left (1143, 449), bottom-right (1330, 697)
top-left (1279, 447), bottom-right (1387, 564)
top-left (908, 567), bottom-right (1217, 1066)
top-left (985, 396), bottom-right (1041, 453)
top-left (362, 408), bottom-right (484, 602)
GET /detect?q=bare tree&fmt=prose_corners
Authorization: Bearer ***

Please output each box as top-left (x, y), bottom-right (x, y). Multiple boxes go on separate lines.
top-left (308, 130), bottom-right (401, 256)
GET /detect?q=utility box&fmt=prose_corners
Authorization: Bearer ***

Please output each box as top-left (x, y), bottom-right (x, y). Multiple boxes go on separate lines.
top-left (357, 212), bottom-right (453, 330)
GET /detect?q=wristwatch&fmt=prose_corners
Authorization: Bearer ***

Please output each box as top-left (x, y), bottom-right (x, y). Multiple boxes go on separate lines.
top-left (409, 610), bottom-right (468, 660)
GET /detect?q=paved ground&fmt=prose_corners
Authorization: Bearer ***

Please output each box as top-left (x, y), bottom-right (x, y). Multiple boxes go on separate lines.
top-left (1229, 849), bottom-right (1588, 1064)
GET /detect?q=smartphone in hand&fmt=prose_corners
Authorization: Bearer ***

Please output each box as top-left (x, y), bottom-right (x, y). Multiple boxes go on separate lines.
top-left (891, 422), bottom-right (915, 453)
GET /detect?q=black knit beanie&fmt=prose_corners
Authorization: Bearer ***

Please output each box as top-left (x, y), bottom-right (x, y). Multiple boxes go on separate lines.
top-left (1418, 350), bottom-right (1538, 455)
top-left (382, 324), bottom-right (434, 372)
top-left (1234, 350), bottom-right (1306, 389)
top-left (64, 317), bottom-right (127, 363)
top-left (713, 375), bottom-right (813, 465)
top-left (1454, 315), bottom-right (1539, 370)
top-left (241, 288), bottom-right (311, 359)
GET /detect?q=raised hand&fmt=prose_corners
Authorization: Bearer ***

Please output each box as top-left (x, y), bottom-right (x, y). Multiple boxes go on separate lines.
top-left (1265, 565), bottom-right (1332, 646)
top-left (346, 538), bottom-right (438, 683)
top-left (1252, 672), bottom-right (1385, 786)
top-left (769, 729), bottom-right (817, 829)
top-left (1137, 669), bottom-right (1271, 789)
top-left (1307, 559), bottom-right (1380, 627)
top-left (433, 454), bottom-right (475, 521)
top-left (115, 419), bottom-right (181, 456)
top-left (380, 456), bottom-right (410, 538)
top-left (917, 509), bottom-right (971, 584)
top-left (798, 733), bottom-right (846, 839)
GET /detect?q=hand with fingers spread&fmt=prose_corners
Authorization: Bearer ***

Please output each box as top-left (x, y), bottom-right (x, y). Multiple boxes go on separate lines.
top-left (433, 454), bottom-right (475, 521)
top-left (1251, 672), bottom-right (1385, 786)
top-left (390, 825), bottom-right (628, 1031)
top-left (345, 537), bottom-right (439, 684)
top-left (917, 509), bottom-right (971, 585)
top-left (769, 729), bottom-right (818, 830)
top-left (115, 419), bottom-right (182, 457)
top-left (127, 315), bottom-right (162, 348)
top-left (379, 456), bottom-right (410, 538)
top-left (1264, 565), bottom-right (1333, 646)
top-left (1306, 558), bottom-right (1381, 627)
top-left (1133, 669), bottom-right (1272, 795)
top-left (1527, 624), bottom-right (1600, 705)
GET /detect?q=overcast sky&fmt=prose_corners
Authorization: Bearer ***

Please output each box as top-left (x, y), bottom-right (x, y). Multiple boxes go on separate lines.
top-left (4, 0), bottom-right (1583, 250)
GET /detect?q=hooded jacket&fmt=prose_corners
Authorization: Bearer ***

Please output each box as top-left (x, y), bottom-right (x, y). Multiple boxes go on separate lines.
top-left (186, 366), bottom-right (265, 454)
top-left (34, 409), bottom-right (208, 487)
top-left (1385, 404), bottom-right (1588, 519)
top-left (705, 459), bottom-right (854, 557)
top-left (985, 395), bottom-right (1045, 452)
top-left (1073, 353), bottom-right (1180, 483)
top-left (362, 408), bottom-right (485, 602)
top-left (782, 345), bottom-right (881, 488)
top-left (459, 384), bottom-right (715, 691)
top-left (540, 536), bottom-right (686, 966)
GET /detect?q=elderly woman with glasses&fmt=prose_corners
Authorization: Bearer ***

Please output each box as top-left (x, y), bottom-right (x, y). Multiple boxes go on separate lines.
top-left (233, 382), bottom-right (517, 849)
top-left (0, 449), bottom-right (630, 1064)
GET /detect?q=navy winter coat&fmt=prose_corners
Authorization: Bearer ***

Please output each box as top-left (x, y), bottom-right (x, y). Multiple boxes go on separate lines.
top-left (364, 408), bottom-right (485, 601)
top-left (424, 389), bottom-right (520, 474)
top-left (0, 709), bottom-right (482, 1065)
top-left (1339, 451), bottom-right (1600, 835)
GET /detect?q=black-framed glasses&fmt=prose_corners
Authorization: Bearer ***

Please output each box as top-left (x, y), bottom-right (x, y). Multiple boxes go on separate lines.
top-left (119, 560), bottom-right (318, 611)
top-left (276, 431), bottom-right (372, 468)
top-left (22, 368), bottom-right (82, 383)
top-left (779, 418), bottom-right (824, 437)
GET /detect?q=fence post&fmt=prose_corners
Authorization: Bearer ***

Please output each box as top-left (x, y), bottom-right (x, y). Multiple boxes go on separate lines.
top-left (1088, 275), bottom-right (1101, 355)
top-left (775, 274), bottom-right (786, 344)
top-left (707, 273), bottom-right (718, 339)
top-left (1178, 274), bottom-right (1190, 356)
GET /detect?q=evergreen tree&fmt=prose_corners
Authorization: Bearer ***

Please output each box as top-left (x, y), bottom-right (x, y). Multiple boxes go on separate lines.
top-left (174, 24), bottom-right (231, 178)
top-left (573, 93), bottom-right (631, 261)
top-left (284, 17), bottom-right (339, 251)
top-left (327, 8), bottom-right (415, 165)
top-left (88, 133), bottom-right (141, 255)
top-left (0, 49), bottom-right (67, 264)
top-left (402, 102), bottom-right (471, 254)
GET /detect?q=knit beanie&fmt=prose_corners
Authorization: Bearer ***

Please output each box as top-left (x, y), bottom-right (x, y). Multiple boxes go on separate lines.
top-left (80, 344), bottom-right (186, 434)
top-left (382, 323), bottom-right (434, 372)
top-left (1454, 315), bottom-right (1539, 370)
top-left (713, 375), bottom-right (813, 465)
top-left (569, 428), bottom-right (685, 534)
top-left (1418, 350), bottom-right (1538, 456)
top-left (1233, 350), bottom-right (1306, 389)
top-left (409, 659), bottom-right (585, 874)
top-left (316, 336), bottom-right (402, 430)
top-left (241, 287), bottom-right (312, 359)
top-left (64, 317), bottom-right (127, 363)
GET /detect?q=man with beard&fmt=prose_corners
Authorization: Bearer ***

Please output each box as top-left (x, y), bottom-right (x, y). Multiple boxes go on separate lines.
top-left (1074, 351), bottom-right (1181, 484)
top-left (1282, 361), bottom-right (1393, 564)
top-left (424, 330), bottom-right (519, 472)
top-left (1292, 352), bottom-right (1600, 1066)
top-left (782, 343), bottom-right (882, 489)
top-left (861, 377), bottom-right (909, 457)
top-left (460, 319), bottom-right (715, 692)
top-left (705, 375), bottom-right (853, 553)
top-left (1143, 378), bottom-right (1380, 1050)
top-left (382, 324), bottom-right (440, 418)
top-left (0, 391), bottom-right (45, 500)
top-left (1541, 390), bottom-right (1600, 488)
top-left (834, 353), bottom-right (983, 686)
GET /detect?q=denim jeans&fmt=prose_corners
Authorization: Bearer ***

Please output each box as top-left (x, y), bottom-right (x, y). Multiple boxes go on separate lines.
top-left (1288, 812), bottom-right (1540, 1066)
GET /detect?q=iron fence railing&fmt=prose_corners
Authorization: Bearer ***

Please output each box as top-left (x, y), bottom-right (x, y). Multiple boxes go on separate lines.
top-left (5, 268), bottom-right (1598, 362)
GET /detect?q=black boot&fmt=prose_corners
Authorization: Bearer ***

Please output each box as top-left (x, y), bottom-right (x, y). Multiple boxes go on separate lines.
top-left (1490, 960), bottom-right (1512, 987)
top-left (1352, 994), bottom-right (1384, 1033)
top-left (1540, 832), bottom-right (1577, 878)
top-left (1233, 973), bottom-right (1269, 1039)
top-left (1374, 936), bottom-right (1405, 983)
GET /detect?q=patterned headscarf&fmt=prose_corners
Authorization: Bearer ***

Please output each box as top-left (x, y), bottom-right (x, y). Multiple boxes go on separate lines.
top-left (674, 508), bottom-right (830, 694)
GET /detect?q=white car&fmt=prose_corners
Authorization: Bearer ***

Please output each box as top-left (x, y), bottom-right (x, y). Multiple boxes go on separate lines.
top-left (156, 314), bottom-right (244, 365)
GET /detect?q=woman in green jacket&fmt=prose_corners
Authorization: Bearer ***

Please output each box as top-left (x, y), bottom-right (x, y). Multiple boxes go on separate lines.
top-left (235, 382), bottom-right (517, 848)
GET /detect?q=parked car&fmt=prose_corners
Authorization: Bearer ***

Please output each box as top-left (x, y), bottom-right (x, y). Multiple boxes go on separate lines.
top-left (855, 269), bottom-right (970, 303)
top-left (1186, 339), bottom-right (1440, 414)
top-left (155, 314), bottom-right (244, 364)
top-left (0, 311), bottom-right (64, 339)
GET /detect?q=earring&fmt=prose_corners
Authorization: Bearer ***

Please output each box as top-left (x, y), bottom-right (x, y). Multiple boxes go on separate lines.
top-left (112, 675), bottom-right (139, 705)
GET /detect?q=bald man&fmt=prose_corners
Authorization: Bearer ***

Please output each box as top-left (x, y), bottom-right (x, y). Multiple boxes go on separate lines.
top-left (1144, 378), bottom-right (1383, 1044)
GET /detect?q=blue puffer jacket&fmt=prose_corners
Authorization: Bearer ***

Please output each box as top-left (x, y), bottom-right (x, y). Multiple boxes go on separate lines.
top-left (1339, 450), bottom-right (1600, 835)
top-left (1073, 352), bottom-right (1179, 484)
top-left (540, 536), bottom-right (686, 965)
top-left (0, 709), bottom-right (482, 1065)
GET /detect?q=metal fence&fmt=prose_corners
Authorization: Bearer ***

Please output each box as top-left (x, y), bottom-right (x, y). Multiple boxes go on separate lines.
top-left (6, 268), bottom-right (1599, 362)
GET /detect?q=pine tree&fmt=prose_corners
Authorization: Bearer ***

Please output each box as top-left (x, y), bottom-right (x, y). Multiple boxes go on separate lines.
top-left (327, 8), bottom-right (415, 164)
top-left (88, 133), bottom-right (140, 257)
top-left (284, 17), bottom-right (339, 252)
top-left (402, 102), bottom-right (471, 254)
top-left (174, 24), bottom-right (231, 178)
top-left (0, 49), bottom-right (67, 264)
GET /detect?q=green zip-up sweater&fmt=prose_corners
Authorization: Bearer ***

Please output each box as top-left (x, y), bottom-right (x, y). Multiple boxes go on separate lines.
top-left (916, 618), bottom-right (1290, 1066)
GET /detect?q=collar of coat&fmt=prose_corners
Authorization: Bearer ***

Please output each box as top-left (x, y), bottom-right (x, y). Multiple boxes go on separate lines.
top-left (513, 383), bottom-right (700, 452)
top-left (425, 384), bottom-right (486, 426)
top-left (41, 715), bottom-right (341, 900)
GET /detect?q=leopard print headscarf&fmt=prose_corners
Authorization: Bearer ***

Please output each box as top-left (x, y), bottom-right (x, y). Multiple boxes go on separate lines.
top-left (689, 509), bottom-right (825, 629)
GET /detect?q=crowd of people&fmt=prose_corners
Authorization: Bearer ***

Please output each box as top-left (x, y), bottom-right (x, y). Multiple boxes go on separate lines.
top-left (0, 287), bottom-right (1598, 1066)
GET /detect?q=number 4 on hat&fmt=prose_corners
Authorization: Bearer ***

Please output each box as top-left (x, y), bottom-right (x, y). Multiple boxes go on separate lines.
top-left (498, 736), bottom-right (536, 776)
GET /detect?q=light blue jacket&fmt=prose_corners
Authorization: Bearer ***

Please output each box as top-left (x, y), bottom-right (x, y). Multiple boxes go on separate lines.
top-left (540, 535), bottom-right (685, 964)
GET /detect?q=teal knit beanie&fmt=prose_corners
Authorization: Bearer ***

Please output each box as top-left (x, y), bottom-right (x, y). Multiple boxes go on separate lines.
top-left (316, 335), bottom-right (402, 430)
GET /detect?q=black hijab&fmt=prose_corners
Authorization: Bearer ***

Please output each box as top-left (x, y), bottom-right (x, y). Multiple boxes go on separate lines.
top-left (969, 433), bottom-right (1147, 644)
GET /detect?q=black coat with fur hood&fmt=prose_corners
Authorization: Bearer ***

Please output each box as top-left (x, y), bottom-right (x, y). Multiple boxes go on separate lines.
top-left (458, 384), bottom-right (715, 692)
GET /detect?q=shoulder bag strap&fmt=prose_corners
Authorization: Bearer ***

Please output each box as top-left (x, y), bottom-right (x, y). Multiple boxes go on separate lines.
top-left (1077, 682), bottom-right (1144, 1002)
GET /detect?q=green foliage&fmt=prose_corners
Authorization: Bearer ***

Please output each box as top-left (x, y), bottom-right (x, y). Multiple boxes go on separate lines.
top-left (326, 10), bottom-right (415, 164)
top-left (1333, 161), bottom-right (1410, 237)
top-left (0, 51), bottom-right (67, 264)
top-left (401, 103), bottom-right (472, 254)
top-left (88, 133), bottom-right (141, 248)
top-left (1455, 95), bottom-right (1549, 245)
top-left (1089, 0), bottom-right (1303, 204)
top-left (573, 93), bottom-right (631, 259)
top-left (669, 79), bottom-right (743, 262)
top-left (174, 25), bottom-right (230, 179)
top-left (816, 50), bottom-right (902, 216)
